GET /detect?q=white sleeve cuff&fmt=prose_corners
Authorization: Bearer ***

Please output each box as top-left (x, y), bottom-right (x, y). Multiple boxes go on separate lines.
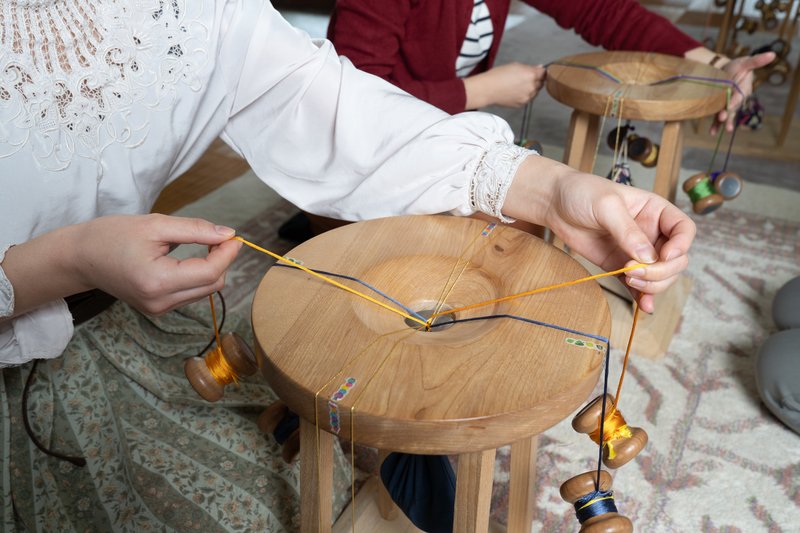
top-left (0, 302), bottom-right (73, 368)
top-left (469, 142), bottom-right (533, 223)
top-left (0, 245), bottom-right (15, 318)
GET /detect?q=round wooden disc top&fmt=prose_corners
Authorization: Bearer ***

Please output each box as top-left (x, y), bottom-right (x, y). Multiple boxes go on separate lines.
top-left (252, 216), bottom-right (611, 454)
top-left (546, 51), bottom-right (732, 121)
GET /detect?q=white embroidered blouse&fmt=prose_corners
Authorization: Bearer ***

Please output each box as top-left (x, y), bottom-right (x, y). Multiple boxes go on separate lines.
top-left (0, 0), bottom-right (530, 366)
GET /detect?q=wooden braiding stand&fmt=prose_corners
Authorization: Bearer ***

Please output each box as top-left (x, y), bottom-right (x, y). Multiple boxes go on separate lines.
top-left (251, 215), bottom-right (612, 532)
top-left (547, 51), bottom-right (731, 358)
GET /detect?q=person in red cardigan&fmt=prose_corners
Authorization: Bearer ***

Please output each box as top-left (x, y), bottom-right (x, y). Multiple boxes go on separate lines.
top-left (328, 0), bottom-right (773, 132)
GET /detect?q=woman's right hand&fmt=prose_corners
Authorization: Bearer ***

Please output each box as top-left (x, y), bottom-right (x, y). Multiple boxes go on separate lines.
top-left (464, 62), bottom-right (547, 109)
top-left (2, 214), bottom-right (242, 319)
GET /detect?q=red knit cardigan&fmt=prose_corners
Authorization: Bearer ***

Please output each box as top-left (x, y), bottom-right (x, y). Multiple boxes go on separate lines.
top-left (328, 0), bottom-right (702, 114)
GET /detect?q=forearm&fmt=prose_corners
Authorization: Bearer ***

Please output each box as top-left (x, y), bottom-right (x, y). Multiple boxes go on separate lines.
top-left (501, 155), bottom-right (570, 224)
top-left (529, 0), bottom-right (701, 56)
top-left (1, 225), bottom-right (87, 321)
top-left (463, 75), bottom-right (487, 110)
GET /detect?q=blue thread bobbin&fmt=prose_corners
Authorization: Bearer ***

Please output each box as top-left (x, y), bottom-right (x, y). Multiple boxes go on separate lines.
top-left (560, 470), bottom-right (633, 532)
top-left (257, 401), bottom-right (301, 463)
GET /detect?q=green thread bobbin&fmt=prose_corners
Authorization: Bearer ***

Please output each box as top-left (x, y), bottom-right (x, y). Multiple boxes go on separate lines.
top-left (683, 173), bottom-right (724, 215)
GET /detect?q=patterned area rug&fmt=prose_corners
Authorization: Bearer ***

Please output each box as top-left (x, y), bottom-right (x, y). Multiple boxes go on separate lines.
top-left (184, 169), bottom-right (800, 532)
top-left (489, 203), bottom-right (800, 532)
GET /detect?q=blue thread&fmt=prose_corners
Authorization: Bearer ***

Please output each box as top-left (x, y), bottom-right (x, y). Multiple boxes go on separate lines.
top-left (596, 345), bottom-right (611, 488)
top-left (546, 60), bottom-right (623, 83)
top-left (574, 490), bottom-right (618, 523)
top-left (273, 263), bottom-right (426, 323)
top-left (273, 266), bottom-right (610, 347)
top-left (545, 61), bottom-right (745, 97)
top-left (273, 255), bottom-right (617, 508)
top-left (444, 314), bottom-right (609, 344)
top-left (648, 74), bottom-right (744, 97)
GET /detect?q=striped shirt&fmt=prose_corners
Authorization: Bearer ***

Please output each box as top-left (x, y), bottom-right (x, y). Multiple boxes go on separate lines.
top-left (455, 0), bottom-right (493, 78)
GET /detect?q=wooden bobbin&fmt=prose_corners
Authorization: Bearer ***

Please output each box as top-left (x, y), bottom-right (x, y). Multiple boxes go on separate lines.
top-left (682, 173), bottom-right (724, 215)
top-left (521, 139), bottom-right (544, 155)
top-left (710, 171), bottom-right (743, 200)
top-left (606, 125), bottom-right (633, 151)
top-left (184, 332), bottom-right (257, 402)
top-left (766, 59), bottom-right (789, 86)
top-left (626, 135), bottom-right (659, 168)
top-left (560, 471), bottom-right (633, 533)
top-left (573, 394), bottom-right (648, 469)
top-left (257, 401), bottom-right (300, 463)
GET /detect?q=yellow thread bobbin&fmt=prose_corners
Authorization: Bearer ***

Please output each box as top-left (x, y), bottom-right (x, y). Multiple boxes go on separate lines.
top-left (205, 345), bottom-right (239, 386)
top-left (184, 332), bottom-right (258, 402)
top-left (627, 135), bottom-right (659, 168)
top-left (587, 407), bottom-right (633, 461)
top-left (572, 394), bottom-right (648, 469)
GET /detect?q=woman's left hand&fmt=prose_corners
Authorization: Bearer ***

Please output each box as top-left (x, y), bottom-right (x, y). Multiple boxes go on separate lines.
top-left (713, 51), bottom-right (775, 133)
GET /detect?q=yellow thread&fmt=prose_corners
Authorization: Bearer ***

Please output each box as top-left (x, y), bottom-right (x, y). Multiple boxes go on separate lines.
top-left (577, 494), bottom-right (614, 512)
top-left (431, 223), bottom-right (503, 320)
top-left (350, 425), bottom-right (356, 533)
top-left (204, 292), bottom-right (239, 385)
top-left (205, 346), bottom-right (239, 385)
top-left (614, 302), bottom-right (640, 406)
top-left (588, 406), bottom-right (633, 459)
top-left (233, 236), bottom-right (428, 328)
top-left (311, 327), bottom-right (410, 533)
top-left (345, 331), bottom-right (414, 533)
top-left (590, 92), bottom-right (618, 174)
top-left (233, 219), bottom-right (645, 531)
top-left (430, 262), bottom-right (647, 320)
top-left (314, 396), bottom-right (322, 533)
top-left (639, 143), bottom-right (658, 166)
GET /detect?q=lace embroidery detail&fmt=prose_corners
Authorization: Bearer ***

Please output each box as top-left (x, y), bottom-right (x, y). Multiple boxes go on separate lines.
top-left (469, 142), bottom-right (532, 223)
top-left (0, 0), bottom-right (208, 179)
top-left (0, 245), bottom-right (14, 318)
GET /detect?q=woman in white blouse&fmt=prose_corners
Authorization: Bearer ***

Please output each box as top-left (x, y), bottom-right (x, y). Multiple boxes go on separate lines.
top-left (0, 0), bottom-right (692, 530)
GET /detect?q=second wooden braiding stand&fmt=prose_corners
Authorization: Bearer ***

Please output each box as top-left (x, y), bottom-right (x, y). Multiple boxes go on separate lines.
top-left (547, 51), bottom-right (732, 358)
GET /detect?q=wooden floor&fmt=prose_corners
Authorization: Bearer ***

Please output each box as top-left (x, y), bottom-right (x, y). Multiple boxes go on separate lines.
top-left (151, 139), bottom-right (250, 214)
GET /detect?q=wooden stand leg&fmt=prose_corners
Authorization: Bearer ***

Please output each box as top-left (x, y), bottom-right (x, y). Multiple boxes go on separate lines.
top-left (454, 449), bottom-right (496, 533)
top-left (778, 52), bottom-right (800, 146)
top-left (653, 121), bottom-right (684, 203)
top-left (564, 110), bottom-right (601, 173)
top-left (376, 449), bottom-right (398, 521)
top-left (300, 418), bottom-right (334, 533)
top-left (715, 0), bottom-right (736, 54)
top-left (508, 436), bottom-right (538, 533)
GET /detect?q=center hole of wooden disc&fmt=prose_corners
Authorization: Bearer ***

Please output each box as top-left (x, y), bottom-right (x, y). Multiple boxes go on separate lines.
top-left (404, 306), bottom-right (456, 332)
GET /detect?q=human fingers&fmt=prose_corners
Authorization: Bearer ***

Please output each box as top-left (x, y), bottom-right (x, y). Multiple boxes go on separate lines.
top-left (131, 239), bottom-right (241, 314)
top-left (654, 203), bottom-right (696, 262)
top-left (134, 273), bottom-right (230, 315)
top-left (593, 194), bottom-right (658, 265)
top-left (624, 254), bottom-right (688, 286)
top-left (625, 271), bottom-right (681, 297)
top-left (146, 213), bottom-right (237, 246)
top-left (735, 51), bottom-right (776, 73)
top-left (156, 239), bottom-right (242, 293)
top-left (638, 293), bottom-right (655, 314)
